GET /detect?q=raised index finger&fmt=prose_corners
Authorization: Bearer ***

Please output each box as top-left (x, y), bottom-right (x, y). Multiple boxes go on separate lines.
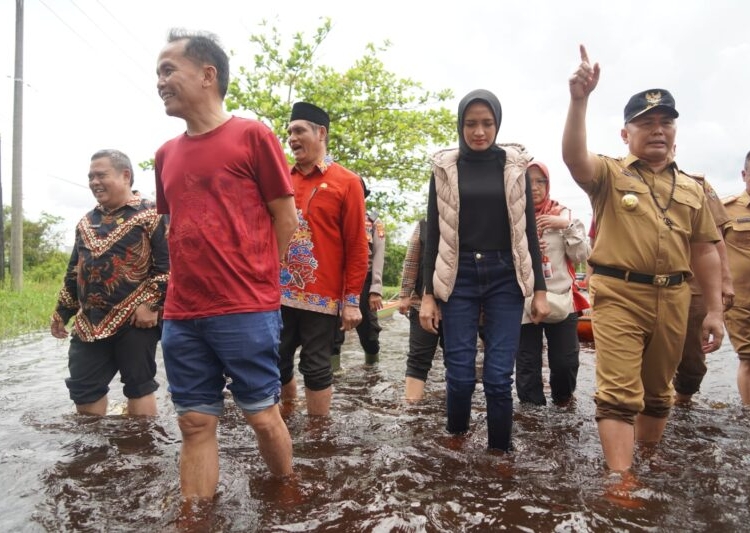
top-left (579, 44), bottom-right (590, 64)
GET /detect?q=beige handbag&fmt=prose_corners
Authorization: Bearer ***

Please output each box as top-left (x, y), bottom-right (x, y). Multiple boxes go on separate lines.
top-left (524, 289), bottom-right (573, 324)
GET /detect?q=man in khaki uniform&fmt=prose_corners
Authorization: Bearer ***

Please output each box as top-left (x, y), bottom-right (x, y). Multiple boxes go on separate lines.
top-left (673, 176), bottom-right (734, 404)
top-left (721, 150), bottom-right (750, 405)
top-left (562, 45), bottom-right (724, 475)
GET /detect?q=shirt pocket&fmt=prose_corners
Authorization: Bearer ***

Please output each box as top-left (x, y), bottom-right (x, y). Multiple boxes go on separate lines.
top-left (728, 217), bottom-right (750, 246)
top-left (672, 183), bottom-right (701, 211)
top-left (306, 185), bottom-right (342, 225)
top-left (613, 177), bottom-right (650, 217)
top-left (664, 183), bottom-right (701, 236)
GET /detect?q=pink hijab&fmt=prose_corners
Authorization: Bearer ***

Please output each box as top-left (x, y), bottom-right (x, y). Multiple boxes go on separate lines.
top-left (528, 161), bottom-right (589, 313)
top-left (529, 161), bottom-right (564, 217)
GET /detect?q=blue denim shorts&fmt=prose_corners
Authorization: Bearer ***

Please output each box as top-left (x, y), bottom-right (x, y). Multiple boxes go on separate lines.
top-left (161, 312), bottom-right (282, 417)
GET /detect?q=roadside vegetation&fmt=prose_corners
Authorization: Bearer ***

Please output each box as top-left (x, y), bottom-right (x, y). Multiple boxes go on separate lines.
top-left (1, 277), bottom-right (62, 339)
top-left (2, 208), bottom-right (68, 340)
top-left (1, 257), bottom-right (66, 339)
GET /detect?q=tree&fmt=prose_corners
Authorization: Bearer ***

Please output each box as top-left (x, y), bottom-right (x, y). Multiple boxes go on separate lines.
top-left (2, 206), bottom-right (66, 271)
top-left (225, 18), bottom-right (456, 223)
top-left (382, 234), bottom-right (406, 288)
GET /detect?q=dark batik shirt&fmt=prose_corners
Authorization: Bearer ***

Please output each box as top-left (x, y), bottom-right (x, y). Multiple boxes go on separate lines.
top-left (54, 194), bottom-right (170, 341)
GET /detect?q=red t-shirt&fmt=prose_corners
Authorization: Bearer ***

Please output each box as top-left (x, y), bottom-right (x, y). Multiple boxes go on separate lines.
top-left (155, 116), bottom-right (294, 319)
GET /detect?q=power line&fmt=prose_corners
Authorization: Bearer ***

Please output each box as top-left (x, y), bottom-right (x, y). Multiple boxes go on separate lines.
top-left (37, 0), bottom-right (98, 51)
top-left (93, 0), bottom-right (152, 55)
top-left (35, 0), bottom-right (153, 101)
top-left (68, 0), bottom-right (152, 77)
top-left (47, 174), bottom-right (89, 189)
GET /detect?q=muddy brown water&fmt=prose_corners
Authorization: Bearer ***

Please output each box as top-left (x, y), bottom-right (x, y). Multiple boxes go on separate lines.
top-left (1, 312), bottom-right (748, 532)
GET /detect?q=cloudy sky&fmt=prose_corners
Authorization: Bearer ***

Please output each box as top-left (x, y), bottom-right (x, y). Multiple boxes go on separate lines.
top-left (2, 0), bottom-right (749, 244)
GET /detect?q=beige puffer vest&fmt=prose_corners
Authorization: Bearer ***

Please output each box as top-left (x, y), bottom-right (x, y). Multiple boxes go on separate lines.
top-left (430, 143), bottom-right (534, 301)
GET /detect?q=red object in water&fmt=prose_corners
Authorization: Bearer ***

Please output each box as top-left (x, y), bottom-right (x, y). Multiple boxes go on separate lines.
top-left (578, 315), bottom-right (594, 343)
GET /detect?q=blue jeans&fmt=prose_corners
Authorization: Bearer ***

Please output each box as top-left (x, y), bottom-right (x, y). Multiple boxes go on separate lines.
top-left (440, 250), bottom-right (524, 449)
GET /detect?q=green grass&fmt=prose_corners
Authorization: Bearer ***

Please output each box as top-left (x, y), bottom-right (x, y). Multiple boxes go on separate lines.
top-left (0, 278), bottom-right (61, 340)
top-left (382, 285), bottom-right (399, 300)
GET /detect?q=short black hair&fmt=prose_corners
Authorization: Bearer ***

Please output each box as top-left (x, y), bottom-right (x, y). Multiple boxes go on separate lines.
top-left (91, 149), bottom-right (134, 186)
top-left (167, 28), bottom-right (229, 98)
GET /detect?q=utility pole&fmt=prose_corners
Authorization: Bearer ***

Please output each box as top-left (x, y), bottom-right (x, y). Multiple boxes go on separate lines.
top-left (10, 0), bottom-right (24, 290)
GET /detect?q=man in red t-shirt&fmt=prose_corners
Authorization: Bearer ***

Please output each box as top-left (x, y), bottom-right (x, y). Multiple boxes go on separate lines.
top-left (279, 102), bottom-right (369, 416)
top-left (154, 29), bottom-right (298, 505)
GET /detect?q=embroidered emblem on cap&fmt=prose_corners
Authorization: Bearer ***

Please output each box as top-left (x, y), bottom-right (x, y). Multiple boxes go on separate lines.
top-left (645, 91), bottom-right (663, 107)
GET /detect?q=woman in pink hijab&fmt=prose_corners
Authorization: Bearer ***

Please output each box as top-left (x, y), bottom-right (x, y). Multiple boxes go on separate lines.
top-left (515, 161), bottom-right (591, 406)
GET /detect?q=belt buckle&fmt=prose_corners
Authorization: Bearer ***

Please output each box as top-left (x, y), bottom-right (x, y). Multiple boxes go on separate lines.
top-left (652, 275), bottom-right (669, 286)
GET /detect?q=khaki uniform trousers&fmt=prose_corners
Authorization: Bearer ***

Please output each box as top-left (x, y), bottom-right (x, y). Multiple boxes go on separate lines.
top-left (724, 304), bottom-right (750, 361)
top-left (590, 274), bottom-right (691, 423)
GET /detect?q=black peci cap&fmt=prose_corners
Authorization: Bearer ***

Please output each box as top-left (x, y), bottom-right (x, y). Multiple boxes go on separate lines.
top-left (290, 102), bottom-right (330, 131)
top-left (623, 89), bottom-right (679, 123)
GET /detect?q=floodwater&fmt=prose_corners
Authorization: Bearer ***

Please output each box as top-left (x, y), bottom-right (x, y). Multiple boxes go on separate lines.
top-left (1, 312), bottom-right (748, 532)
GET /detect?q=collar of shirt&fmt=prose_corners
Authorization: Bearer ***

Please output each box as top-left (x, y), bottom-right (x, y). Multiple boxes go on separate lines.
top-left (292, 154), bottom-right (335, 177)
top-left (622, 152), bottom-right (678, 171)
top-left (95, 193), bottom-right (140, 215)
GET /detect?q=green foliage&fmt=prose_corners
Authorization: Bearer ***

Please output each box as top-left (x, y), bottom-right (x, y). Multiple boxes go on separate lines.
top-left (2, 206), bottom-right (66, 270)
top-left (0, 234), bottom-right (67, 339)
top-left (26, 251), bottom-right (69, 283)
top-left (225, 18), bottom-right (455, 222)
top-left (0, 276), bottom-right (61, 339)
top-left (383, 237), bottom-right (406, 288)
top-left (381, 285), bottom-right (399, 300)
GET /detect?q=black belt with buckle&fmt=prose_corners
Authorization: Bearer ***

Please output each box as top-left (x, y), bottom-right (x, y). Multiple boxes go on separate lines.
top-left (592, 265), bottom-right (684, 287)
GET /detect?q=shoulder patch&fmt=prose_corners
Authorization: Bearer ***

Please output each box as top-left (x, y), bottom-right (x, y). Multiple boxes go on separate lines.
top-left (701, 180), bottom-right (718, 199)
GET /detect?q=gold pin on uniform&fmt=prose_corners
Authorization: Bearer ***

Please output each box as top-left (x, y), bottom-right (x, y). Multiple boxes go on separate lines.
top-left (621, 193), bottom-right (639, 210)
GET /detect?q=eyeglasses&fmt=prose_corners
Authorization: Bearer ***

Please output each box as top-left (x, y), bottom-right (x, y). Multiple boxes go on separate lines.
top-left (530, 179), bottom-right (549, 187)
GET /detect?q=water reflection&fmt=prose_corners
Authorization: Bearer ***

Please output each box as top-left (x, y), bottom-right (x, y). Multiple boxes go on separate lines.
top-left (1, 314), bottom-right (748, 532)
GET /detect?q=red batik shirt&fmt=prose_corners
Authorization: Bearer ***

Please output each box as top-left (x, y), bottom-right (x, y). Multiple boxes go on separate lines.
top-left (281, 156), bottom-right (369, 315)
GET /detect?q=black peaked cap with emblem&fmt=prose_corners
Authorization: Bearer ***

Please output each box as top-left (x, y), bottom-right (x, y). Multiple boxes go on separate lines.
top-left (623, 89), bottom-right (679, 123)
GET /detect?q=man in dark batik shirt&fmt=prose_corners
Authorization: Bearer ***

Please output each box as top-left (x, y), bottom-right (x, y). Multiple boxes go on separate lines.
top-left (51, 149), bottom-right (169, 416)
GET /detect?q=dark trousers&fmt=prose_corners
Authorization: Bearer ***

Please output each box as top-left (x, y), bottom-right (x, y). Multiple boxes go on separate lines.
top-left (279, 307), bottom-right (337, 391)
top-left (515, 313), bottom-right (580, 405)
top-left (673, 294), bottom-right (708, 396)
top-left (405, 306), bottom-right (443, 381)
top-left (333, 273), bottom-right (382, 356)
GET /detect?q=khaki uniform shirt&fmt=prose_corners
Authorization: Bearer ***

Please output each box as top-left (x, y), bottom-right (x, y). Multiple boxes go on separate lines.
top-left (686, 176), bottom-right (730, 294)
top-left (584, 154), bottom-right (719, 276)
top-left (722, 190), bottom-right (750, 306)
